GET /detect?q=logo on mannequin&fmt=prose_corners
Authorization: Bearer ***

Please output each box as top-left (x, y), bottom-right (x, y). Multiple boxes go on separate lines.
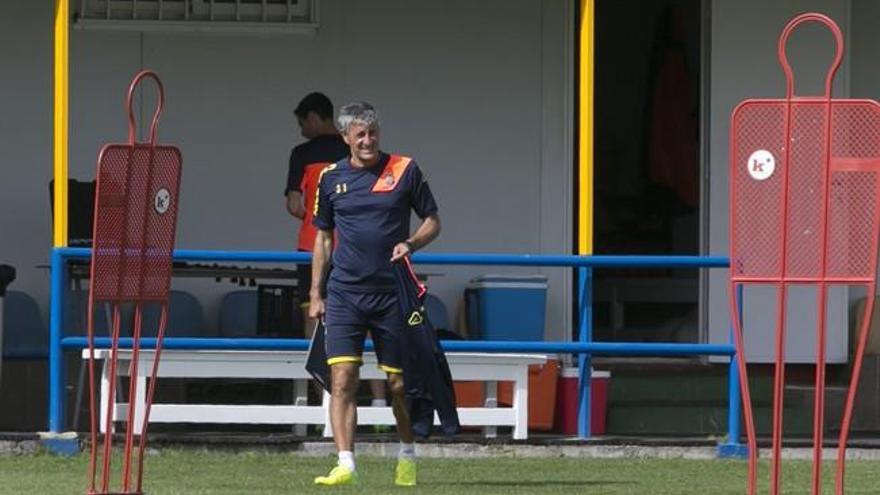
top-left (747, 150), bottom-right (775, 181)
top-left (154, 188), bottom-right (171, 214)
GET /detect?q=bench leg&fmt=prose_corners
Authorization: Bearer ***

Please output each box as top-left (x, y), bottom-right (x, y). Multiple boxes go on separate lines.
top-left (133, 375), bottom-right (146, 433)
top-left (322, 390), bottom-right (333, 438)
top-left (293, 379), bottom-right (307, 436)
top-left (100, 358), bottom-right (112, 434)
top-left (483, 381), bottom-right (497, 438)
top-left (512, 367), bottom-right (529, 440)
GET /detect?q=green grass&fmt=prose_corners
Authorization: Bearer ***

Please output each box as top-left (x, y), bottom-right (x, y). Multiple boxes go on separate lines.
top-left (3, 451), bottom-right (880, 494)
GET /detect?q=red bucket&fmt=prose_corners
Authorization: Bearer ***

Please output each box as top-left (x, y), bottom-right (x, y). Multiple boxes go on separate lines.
top-left (555, 367), bottom-right (609, 435)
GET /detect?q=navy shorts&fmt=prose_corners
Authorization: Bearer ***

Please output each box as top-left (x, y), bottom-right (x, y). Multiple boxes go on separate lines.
top-left (324, 285), bottom-right (404, 373)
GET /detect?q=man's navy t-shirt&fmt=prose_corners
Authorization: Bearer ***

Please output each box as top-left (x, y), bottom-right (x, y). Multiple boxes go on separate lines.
top-left (313, 153), bottom-right (438, 292)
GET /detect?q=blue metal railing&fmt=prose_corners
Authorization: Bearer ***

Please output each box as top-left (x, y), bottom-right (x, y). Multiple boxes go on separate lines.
top-left (48, 247), bottom-right (740, 453)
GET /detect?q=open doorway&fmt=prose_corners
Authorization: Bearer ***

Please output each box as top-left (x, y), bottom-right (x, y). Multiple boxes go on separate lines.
top-left (592, 0), bottom-right (704, 344)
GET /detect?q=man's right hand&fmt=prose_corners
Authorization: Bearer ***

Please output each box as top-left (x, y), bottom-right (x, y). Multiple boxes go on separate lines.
top-left (308, 291), bottom-right (325, 319)
top-left (286, 191), bottom-right (306, 219)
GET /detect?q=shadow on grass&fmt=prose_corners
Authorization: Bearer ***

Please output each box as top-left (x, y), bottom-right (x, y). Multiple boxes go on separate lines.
top-left (433, 480), bottom-right (636, 487)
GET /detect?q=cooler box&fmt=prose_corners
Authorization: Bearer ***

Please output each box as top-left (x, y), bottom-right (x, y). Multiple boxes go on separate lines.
top-left (465, 275), bottom-right (548, 341)
top-left (555, 367), bottom-right (610, 435)
top-left (453, 381), bottom-right (484, 408)
top-left (498, 358), bottom-right (559, 431)
top-left (453, 359), bottom-right (560, 431)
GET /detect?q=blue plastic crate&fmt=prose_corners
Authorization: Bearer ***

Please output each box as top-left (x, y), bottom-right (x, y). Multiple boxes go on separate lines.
top-left (465, 275), bottom-right (548, 341)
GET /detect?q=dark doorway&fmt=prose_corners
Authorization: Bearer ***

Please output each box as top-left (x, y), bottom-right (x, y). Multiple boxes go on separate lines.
top-left (592, 0), bottom-right (703, 344)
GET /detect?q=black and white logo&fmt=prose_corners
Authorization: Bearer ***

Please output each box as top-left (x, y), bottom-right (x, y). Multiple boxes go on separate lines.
top-left (747, 150), bottom-right (775, 181)
top-left (154, 188), bottom-right (171, 214)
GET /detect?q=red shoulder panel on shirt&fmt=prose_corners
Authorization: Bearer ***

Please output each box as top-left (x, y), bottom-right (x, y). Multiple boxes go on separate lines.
top-left (371, 155), bottom-right (412, 193)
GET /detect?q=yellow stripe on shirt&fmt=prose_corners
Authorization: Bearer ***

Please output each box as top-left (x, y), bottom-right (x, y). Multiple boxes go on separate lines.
top-left (313, 162), bottom-right (337, 218)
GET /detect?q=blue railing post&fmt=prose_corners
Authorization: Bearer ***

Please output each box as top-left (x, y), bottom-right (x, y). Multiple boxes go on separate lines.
top-left (48, 248), bottom-right (66, 433)
top-left (722, 351), bottom-right (742, 446)
top-left (719, 284), bottom-right (747, 458)
top-left (577, 266), bottom-right (593, 438)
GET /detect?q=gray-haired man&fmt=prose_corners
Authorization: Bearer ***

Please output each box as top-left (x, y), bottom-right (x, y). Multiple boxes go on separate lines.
top-left (309, 102), bottom-right (441, 486)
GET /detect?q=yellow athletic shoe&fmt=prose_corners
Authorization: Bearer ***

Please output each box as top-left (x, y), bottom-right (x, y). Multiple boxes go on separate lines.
top-left (314, 465), bottom-right (357, 486)
top-left (395, 458), bottom-right (417, 487)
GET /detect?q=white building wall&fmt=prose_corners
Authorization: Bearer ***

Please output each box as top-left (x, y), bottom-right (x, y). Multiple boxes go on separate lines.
top-left (0, 0), bottom-right (573, 342)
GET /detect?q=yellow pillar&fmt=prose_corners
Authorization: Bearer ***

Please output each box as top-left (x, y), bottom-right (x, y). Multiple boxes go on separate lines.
top-left (53, 0), bottom-right (69, 247)
top-left (578, 0), bottom-right (594, 255)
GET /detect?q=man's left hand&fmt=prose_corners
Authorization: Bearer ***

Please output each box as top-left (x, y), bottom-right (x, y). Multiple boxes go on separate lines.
top-left (390, 242), bottom-right (411, 262)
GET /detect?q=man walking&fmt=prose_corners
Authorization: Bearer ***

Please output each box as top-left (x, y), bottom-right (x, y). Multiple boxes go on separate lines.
top-left (309, 102), bottom-right (441, 486)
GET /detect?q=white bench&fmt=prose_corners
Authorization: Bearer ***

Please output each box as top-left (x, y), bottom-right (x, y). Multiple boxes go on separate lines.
top-left (83, 349), bottom-right (547, 440)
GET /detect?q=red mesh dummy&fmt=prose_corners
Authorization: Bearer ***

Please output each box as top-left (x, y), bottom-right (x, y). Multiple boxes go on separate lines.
top-left (729, 13), bottom-right (880, 495)
top-left (86, 70), bottom-right (182, 495)
top-left (731, 102), bottom-right (880, 283)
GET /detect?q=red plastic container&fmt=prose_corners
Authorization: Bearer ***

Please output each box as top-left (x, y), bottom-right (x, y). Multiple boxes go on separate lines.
top-left (554, 367), bottom-right (609, 435)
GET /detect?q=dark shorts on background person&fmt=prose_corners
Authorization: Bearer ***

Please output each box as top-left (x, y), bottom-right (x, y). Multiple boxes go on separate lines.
top-left (324, 285), bottom-right (403, 373)
top-left (297, 262), bottom-right (312, 302)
